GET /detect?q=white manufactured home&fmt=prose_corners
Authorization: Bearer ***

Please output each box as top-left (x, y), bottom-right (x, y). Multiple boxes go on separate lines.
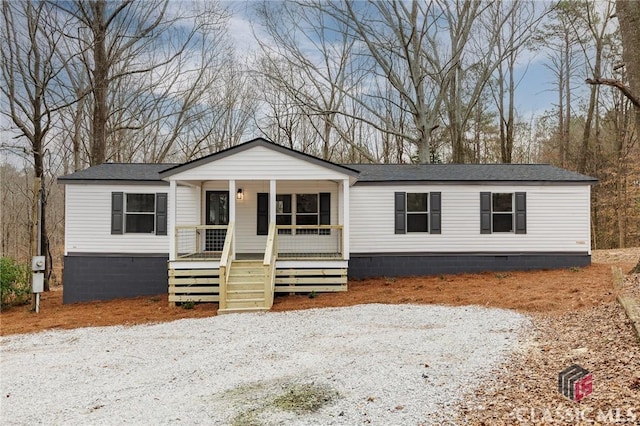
top-left (59, 138), bottom-right (596, 311)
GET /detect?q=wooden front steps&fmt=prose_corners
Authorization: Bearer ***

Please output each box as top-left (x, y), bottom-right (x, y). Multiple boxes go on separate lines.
top-left (218, 260), bottom-right (271, 314)
top-left (168, 259), bottom-right (347, 307)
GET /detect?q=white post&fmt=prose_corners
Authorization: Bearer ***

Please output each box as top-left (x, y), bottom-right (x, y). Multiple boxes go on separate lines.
top-left (195, 185), bottom-right (202, 225)
top-left (342, 179), bottom-right (350, 260)
top-left (229, 180), bottom-right (236, 259)
top-left (169, 180), bottom-right (177, 261)
top-left (338, 182), bottom-right (344, 225)
top-left (269, 180), bottom-right (276, 223)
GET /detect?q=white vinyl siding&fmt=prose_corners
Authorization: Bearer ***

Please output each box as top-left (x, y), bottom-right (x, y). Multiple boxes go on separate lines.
top-left (64, 184), bottom-right (197, 254)
top-left (66, 180), bottom-right (591, 256)
top-left (167, 145), bottom-right (352, 181)
top-left (350, 184), bottom-right (591, 254)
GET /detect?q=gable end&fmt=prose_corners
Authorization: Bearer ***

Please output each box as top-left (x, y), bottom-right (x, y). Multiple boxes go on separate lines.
top-left (159, 138), bottom-right (360, 178)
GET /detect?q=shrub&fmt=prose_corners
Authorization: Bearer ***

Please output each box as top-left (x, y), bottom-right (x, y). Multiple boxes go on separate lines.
top-left (181, 301), bottom-right (195, 310)
top-left (0, 257), bottom-right (31, 308)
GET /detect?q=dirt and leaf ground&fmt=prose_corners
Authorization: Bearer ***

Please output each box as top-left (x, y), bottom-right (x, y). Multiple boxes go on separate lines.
top-left (1, 248), bottom-right (639, 424)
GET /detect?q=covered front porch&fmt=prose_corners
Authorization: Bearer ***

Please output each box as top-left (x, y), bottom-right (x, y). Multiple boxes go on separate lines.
top-left (165, 178), bottom-right (351, 312)
top-left (158, 139), bottom-right (358, 312)
top-left (168, 176), bottom-right (350, 260)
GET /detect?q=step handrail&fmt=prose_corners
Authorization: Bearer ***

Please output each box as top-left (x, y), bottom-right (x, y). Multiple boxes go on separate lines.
top-left (218, 222), bottom-right (235, 310)
top-left (263, 222), bottom-right (277, 308)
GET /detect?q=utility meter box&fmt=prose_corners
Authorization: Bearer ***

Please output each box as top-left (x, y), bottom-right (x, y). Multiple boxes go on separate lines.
top-left (32, 256), bottom-right (45, 272)
top-left (32, 273), bottom-right (44, 293)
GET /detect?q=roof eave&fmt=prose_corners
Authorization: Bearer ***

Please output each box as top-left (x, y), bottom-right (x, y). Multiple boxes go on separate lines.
top-left (57, 178), bottom-right (168, 185)
top-left (353, 179), bottom-right (598, 186)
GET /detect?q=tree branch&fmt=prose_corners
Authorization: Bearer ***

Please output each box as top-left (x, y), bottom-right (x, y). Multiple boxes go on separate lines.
top-left (585, 77), bottom-right (640, 108)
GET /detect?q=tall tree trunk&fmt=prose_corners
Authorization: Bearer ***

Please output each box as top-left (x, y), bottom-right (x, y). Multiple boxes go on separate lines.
top-left (578, 47), bottom-right (600, 174)
top-left (558, 67), bottom-right (565, 166)
top-left (577, 0), bottom-right (614, 174)
top-left (473, 99), bottom-right (482, 163)
top-left (322, 115), bottom-right (331, 160)
top-left (563, 29), bottom-right (571, 167)
top-left (616, 0), bottom-right (640, 132)
top-left (505, 51), bottom-right (515, 163)
top-left (73, 96), bottom-right (84, 171)
top-left (1, 0), bottom-right (54, 290)
top-left (616, 0), bottom-right (640, 269)
top-left (90, 0), bottom-right (108, 165)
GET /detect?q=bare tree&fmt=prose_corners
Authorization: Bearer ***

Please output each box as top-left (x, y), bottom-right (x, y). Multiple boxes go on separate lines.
top-left (291, 0), bottom-right (449, 163)
top-left (614, 0), bottom-right (640, 129)
top-left (1, 0), bottom-right (66, 288)
top-left (0, 164), bottom-right (33, 261)
top-left (264, 0), bottom-right (546, 164)
top-left (254, 1), bottom-right (375, 161)
top-left (613, 0), bottom-right (640, 272)
top-left (574, 0), bottom-right (616, 173)
top-left (490, 0), bottom-right (544, 163)
top-left (441, 1), bottom-right (543, 163)
top-left (53, 0), bottom-right (235, 166)
top-left (538, 2), bottom-right (585, 167)
top-left (178, 60), bottom-right (259, 161)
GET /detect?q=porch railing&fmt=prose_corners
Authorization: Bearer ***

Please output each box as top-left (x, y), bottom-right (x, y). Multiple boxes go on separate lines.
top-left (275, 225), bottom-right (344, 259)
top-left (263, 222), bottom-right (277, 308)
top-left (175, 224), bottom-right (344, 260)
top-left (175, 224), bottom-right (228, 259)
top-left (218, 222), bottom-right (235, 310)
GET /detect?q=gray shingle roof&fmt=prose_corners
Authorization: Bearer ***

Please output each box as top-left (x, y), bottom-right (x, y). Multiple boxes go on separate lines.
top-left (58, 161), bottom-right (596, 184)
top-left (58, 163), bottom-right (177, 182)
top-left (346, 164), bottom-right (596, 183)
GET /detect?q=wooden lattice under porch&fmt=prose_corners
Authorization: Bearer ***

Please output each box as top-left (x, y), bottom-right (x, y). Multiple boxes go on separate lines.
top-left (168, 260), bottom-right (348, 306)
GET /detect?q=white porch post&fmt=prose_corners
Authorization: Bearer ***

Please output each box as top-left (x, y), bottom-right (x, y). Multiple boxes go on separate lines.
top-left (229, 180), bottom-right (236, 258)
top-left (269, 180), bottom-right (276, 223)
top-left (169, 180), bottom-right (177, 261)
top-left (341, 179), bottom-right (350, 260)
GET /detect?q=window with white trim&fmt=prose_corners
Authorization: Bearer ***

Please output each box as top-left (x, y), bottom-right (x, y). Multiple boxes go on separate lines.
top-left (480, 191), bottom-right (526, 234)
top-left (258, 193), bottom-right (330, 235)
top-left (125, 193), bottom-right (155, 233)
top-left (491, 193), bottom-right (513, 233)
top-left (295, 193), bottom-right (319, 234)
top-left (394, 192), bottom-right (441, 234)
top-left (406, 193), bottom-right (429, 232)
top-left (276, 194), bottom-right (292, 235)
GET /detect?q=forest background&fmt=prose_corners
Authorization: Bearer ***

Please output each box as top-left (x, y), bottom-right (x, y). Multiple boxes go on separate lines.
top-left (1, 0), bottom-right (639, 288)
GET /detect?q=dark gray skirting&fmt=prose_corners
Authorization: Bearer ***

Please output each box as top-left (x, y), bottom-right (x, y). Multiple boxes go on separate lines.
top-left (63, 254), bottom-right (168, 303)
top-left (348, 252), bottom-right (591, 279)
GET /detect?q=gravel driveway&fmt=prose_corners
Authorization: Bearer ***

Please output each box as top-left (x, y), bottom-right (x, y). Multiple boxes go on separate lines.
top-left (1, 304), bottom-right (529, 425)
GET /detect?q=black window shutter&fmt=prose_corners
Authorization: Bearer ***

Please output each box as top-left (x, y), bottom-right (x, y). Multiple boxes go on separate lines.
top-left (480, 192), bottom-right (491, 234)
top-left (257, 193), bottom-right (269, 235)
top-left (319, 193), bottom-right (331, 225)
top-left (394, 192), bottom-right (406, 234)
top-left (319, 192), bottom-right (331, 235)
top-left (155, 193), bottom-right (168, 235)
top-left (111, 192), bottom-right (124, 235)
top-left (515, 192), bottom-right (527, 234)
top-left (429, 192), bottom-right (441, 234)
